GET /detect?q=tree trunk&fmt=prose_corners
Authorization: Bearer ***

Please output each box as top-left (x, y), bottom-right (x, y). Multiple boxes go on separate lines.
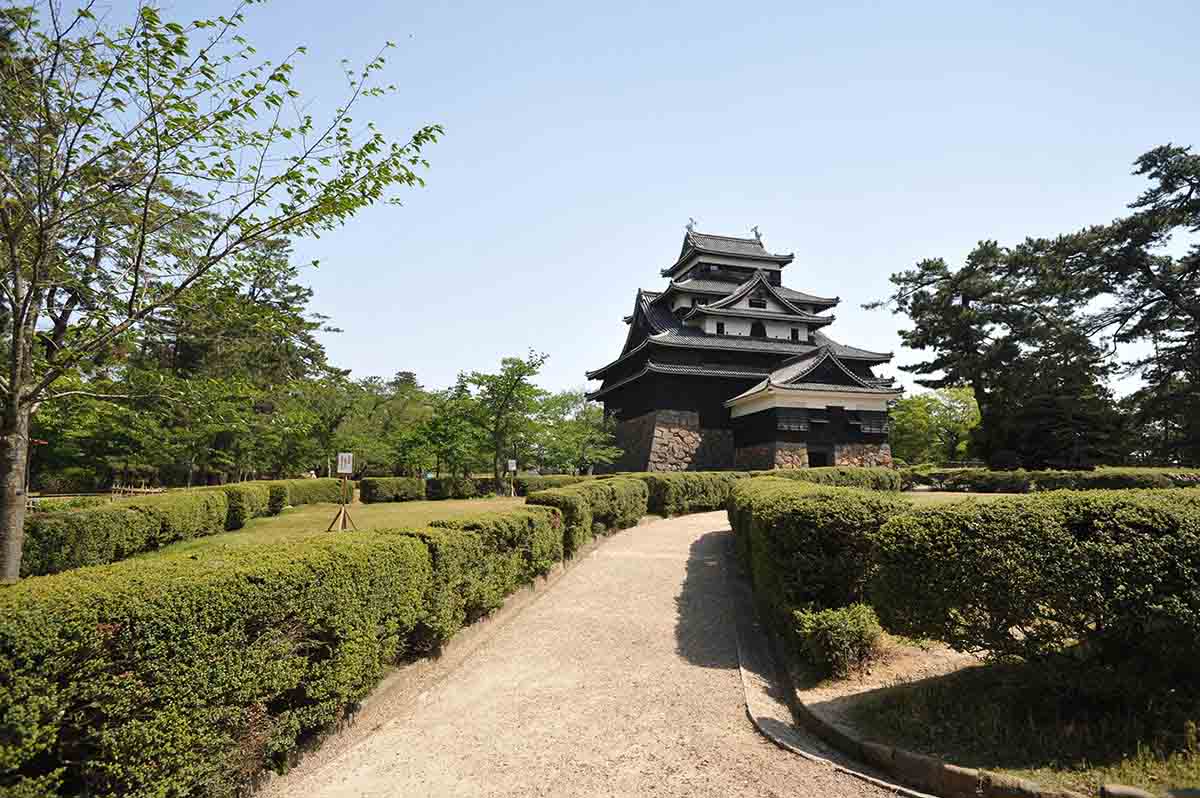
top-left (0, 407), bottom-right (32, 583)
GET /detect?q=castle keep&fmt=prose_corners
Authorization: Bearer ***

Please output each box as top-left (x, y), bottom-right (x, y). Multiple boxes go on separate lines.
top-left (586, 228), bottom-right (901, 471)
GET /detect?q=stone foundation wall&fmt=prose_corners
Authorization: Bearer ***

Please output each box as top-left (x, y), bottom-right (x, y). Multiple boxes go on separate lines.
top-left (611, 410), bottom-right (735, 471)
top-left (834, 442), bottom-right (893, 467)
top-left (734, 441), bottom-right (809, 470)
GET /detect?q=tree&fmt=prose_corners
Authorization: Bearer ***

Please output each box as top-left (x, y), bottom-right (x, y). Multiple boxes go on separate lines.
top-left (888, 387), bottom-right (980, 465)
top-left (0, 3), bottom-right (440, 580)
top-left (533, 389), bottom-right (621, 474)
top-left (467, 352), bottom-right (548, 481)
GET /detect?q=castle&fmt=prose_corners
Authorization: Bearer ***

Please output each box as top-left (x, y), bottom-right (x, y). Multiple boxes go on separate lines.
top-left (586, 228), bottom-right (900, 471)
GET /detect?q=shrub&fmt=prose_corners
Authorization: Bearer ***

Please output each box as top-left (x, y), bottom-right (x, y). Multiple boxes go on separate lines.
top-left (794, 603), bottom-right (882, 678)
top-left (283, 478), bottom-right (352, 505)
top-left (869, 489), bottom-right (1200, 688)
top-left (21, 491), bottom-right (230, 577)
top-left (427, 476), bottom-right (476, 500)
top-left (526, 487), bottom-right (593, 556)
top-left (30, 495), bottom-right (108, 513)
top-left (0, 534), bottom-right (433, 798)
top-left (634, 472), bottom-right (743, 516)
top-left (575, 477), bottom-right (649, 532)
top-left (941, 468), bottom-right (1032, 493)
top-left (220, 483), bottom-right (272, 529)
top-left (268, 483), bottom-right (289, 514)
top-left (1031, 469), bottom-right (1173, 491)
top-left (727, 477), bottom-right (908, 650)
top-left (360, 477), bottom-right (425, 503)
top-left (753, 466), bottom-right (902, 492)
top-left (513, 474), bottom-right (590, 496)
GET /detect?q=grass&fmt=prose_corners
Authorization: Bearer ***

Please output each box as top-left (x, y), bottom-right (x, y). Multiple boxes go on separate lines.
top-left (848, 660), bottom-right (1200, 795)
top-left (161, 496), bottom-right (526, 554)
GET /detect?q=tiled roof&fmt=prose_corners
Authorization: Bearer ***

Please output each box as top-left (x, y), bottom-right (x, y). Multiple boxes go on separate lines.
top-left (664, 229), bottom-right (794, 276)
top-left (669, 277), bottom-right (839, 308)
top-left (810, 331), bottom-right (892, 361)
top-left (761, 382), bottom-right (902, 394)
top-left (586, 360), bottom-right (771, 400)
top-left (684, 305), bottom-right (835, 326)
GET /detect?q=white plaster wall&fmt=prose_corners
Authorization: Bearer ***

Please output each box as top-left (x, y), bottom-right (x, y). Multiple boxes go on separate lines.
top-left (733, 293), bottom-right (788, 313)
top-left (729, 389), bottom-right (893, 417)
top-left (704, 316), bottom-right (806, 341)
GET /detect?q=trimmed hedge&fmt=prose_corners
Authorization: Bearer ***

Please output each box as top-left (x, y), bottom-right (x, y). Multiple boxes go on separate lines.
top-left (29, 495), bottom-right (108, 513)
top-left (220, 483), bottom-right (271, 529)
top-left (426, 476), bottom-right (476, 500)
top-left (21, 491), bottom-right (230, 578)
top-left (526, 477), bottom-right (649, 557)
top-left (634, 472), bottom-right (745, 516)
top-left (513, 474), bottom-right (590, 496)
top-left (727, 477), bottom-right (908, 657)
top-left (0, 499), bottom-right (572, 797)
top-left (282, 478), bottom-right (352, 506)
top-left (910, 466), bottom-right (1200, 493)
top-left (0, 534), bottom-right (433, 798)
top-left (360, 477), bottom-right (425, 503)
top-left (869, 489), bottom-right (1200, 687)
top-left (751, 466), bottom-right (902, 492)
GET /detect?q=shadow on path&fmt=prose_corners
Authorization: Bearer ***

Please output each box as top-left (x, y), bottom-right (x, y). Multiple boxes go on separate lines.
top-left (674, 529), bottom-right (740, 669)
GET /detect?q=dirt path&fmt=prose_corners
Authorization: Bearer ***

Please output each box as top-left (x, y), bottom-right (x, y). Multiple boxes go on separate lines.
top-left (270, 512), bottom-right (896, 798)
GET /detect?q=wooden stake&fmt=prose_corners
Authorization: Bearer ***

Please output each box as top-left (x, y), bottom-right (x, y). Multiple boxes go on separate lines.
top-left (326, 476), bottom-right (357, 531)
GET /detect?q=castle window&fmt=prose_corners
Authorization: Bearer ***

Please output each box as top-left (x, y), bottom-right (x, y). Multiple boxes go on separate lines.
top-left (749, 298), bottom-right (767, 309)
top-left (750, 321), bottom-right (766, 338)
top-left (790, 328), bottom-right (800, 342)
top-left (716, 322), bottom-right (725, 335)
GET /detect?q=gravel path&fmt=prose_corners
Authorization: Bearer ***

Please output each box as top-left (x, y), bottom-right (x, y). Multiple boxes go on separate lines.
top-left (275, 511), bottom-right (895, 798)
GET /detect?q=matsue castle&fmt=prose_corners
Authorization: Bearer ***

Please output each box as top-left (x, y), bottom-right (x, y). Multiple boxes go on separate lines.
top-left (586, 227), bottom-right (902, 471)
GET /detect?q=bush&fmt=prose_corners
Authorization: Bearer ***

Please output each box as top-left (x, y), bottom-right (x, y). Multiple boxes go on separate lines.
top-left (1031, 469), bottom-right (1173, 491)
top-left (752, 466), bottom-right (902, 492)
top-left (940, 468), bottom-right (1032, 493)
top-left (727, 477), bottom-right (908, 651)
top-left (634, 472), bottom-right (744, 516)
top-left (30, 495), bottom-right (108, 513)
top-left (283, 478), bottom-right (352, 505)
top-left (21, 491), bottom-right (230, 577)
top-left (869, 489), bottom-right (1200, 688)
top-left (426, 476), bottom-right (476, 500)
top-left (360, 477), bottom-right (425, 503)
top-left (268, 483), bottom-right (289, 515)
top-left (513, 474), bottom-right (590, 496)
top-left (219, 483), bottom-right (272, 529)
top-left (526, 487), bottom-right (593, 557)
top-left (0, 534), bottom-right (433, 798)
top-left (794, 603), bottom-right (882, 678)
top-left (526, 477), bottom-right (648, 557)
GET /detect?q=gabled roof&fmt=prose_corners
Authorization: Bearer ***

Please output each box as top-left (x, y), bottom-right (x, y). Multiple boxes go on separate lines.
top-left (810, 331), bottom-right (892, 363)
top-left (726, 346), bottom-right (902, 405)
top-left (701, 270), bottom-right (809, 315)
top-left (662, 229), bottom-right (794, 277)
top-left (666, 277), bottom-right (840, 309)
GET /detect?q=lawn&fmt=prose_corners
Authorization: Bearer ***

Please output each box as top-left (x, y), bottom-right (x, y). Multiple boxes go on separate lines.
top-left (163, 496), bottom-right (526, 554)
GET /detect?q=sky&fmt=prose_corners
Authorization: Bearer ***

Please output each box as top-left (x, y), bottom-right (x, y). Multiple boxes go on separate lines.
top-left (182, 0), bottom-right (1199, 394)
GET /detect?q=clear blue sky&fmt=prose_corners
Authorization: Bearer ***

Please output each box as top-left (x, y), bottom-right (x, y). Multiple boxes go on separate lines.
top-left (190, 0), bottom-right (1198, 394)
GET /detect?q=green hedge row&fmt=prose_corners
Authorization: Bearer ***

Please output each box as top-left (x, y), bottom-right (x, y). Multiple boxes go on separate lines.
top-left (0, 503), bottom-right (566, 798)
top-left (513, 474), bottom-right (591, 496)
top-left (909, 466), bottom-right (1200, 493)
top-left (869, 488), bottom-right (1200, 688)
top-left (23, 479), bottom-right (355, 578)
top-left (360, 477), bottom-right (425, 503)
top-left (526, 477), bottom-right (649, 557)
top-left (634, 472), bottom-right (746, 516)
top-left (748, 466), bottom-right (902, 492)
top-left (21, 491), bottom-right (231, 578)
top-left (426, 476), bottom-right (476, 500)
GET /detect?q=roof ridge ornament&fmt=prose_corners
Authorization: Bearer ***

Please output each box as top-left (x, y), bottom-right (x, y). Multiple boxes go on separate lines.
top-left (751, 225), bottom-right (761, 241)
top-left (686, 217), bottom-right (697, 232)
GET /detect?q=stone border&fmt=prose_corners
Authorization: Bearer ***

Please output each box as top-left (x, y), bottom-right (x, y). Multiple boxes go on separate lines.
top-left (724, 540), bottom-right (1165, 798)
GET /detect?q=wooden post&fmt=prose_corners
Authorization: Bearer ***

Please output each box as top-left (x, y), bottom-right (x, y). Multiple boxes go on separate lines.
top-left (326, 476), bottom-right (357, 532)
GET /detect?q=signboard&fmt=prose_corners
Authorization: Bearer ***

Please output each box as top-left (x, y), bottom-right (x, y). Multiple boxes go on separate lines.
top-left (507, 459), bottom-right (517, 473)
top-left (336, 452), bottom-right (354, 475)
